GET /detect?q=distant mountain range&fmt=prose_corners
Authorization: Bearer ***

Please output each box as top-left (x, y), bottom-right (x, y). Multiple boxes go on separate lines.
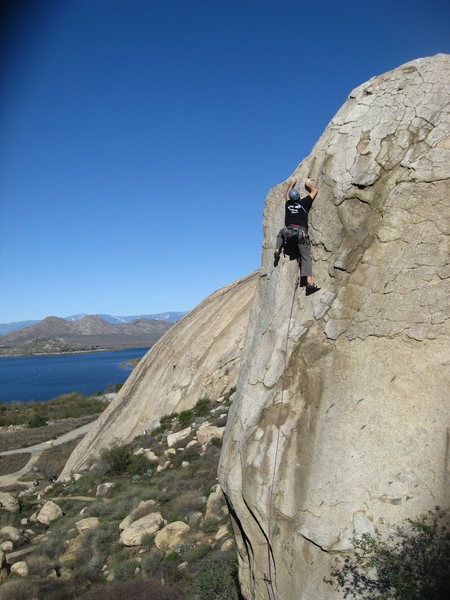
top-left (0, 312), bottom-right (187, 335)
top-left (0, 314), bottom-right (177, 355)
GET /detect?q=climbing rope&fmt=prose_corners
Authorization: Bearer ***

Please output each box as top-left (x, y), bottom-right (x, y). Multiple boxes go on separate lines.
top-left (264, 268), bottom-right (299, 600)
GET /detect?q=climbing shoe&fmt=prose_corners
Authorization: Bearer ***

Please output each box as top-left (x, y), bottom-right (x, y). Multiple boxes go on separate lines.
top-left (305, 283), bottom-right (320, 296)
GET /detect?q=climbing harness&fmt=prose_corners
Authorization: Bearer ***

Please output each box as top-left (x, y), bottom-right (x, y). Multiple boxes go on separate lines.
top-left (264, 268), bottom-right (299, 600)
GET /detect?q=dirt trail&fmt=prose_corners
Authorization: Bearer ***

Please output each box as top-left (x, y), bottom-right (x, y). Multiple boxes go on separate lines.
top-left (0, 421), bottom-right (95, 489)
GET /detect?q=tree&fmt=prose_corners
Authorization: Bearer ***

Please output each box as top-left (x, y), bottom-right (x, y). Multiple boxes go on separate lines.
top-left (326, 508), bottom-right (450, 599)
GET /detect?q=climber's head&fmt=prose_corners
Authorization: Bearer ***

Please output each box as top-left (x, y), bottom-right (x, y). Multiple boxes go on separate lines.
top-left (288, 189), bottom-right (300, 201)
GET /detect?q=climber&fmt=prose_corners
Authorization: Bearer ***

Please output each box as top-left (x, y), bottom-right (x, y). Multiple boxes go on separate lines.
top-left (274, 177), bottom-right (321, 296)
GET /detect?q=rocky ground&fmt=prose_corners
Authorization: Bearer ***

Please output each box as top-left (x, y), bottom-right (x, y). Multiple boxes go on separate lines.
top-left (0, 390), bottom-right (240, 600)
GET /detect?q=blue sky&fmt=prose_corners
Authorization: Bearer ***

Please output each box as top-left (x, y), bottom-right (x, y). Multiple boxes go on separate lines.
top-left (1, 0), bottom-right (448, 322)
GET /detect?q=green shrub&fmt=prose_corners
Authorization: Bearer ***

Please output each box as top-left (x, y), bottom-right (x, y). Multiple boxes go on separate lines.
top-left (152, 422), bottom-right (172, 435)
top-left (194, 398), bottom-right (211, 416)
top-left (140, 533), bottom-right (155, 550)
top-left (161, 413), bottom-right (178, 424)
top-left (112, 557), bottom-right (140, 581)
top-left (126, 453), bottom-right (152, 476)
top-left (182, 542), bottom-right (210, 563)
top-left (27, 412), bottom-right (48, 428)
top-left (178, 410), bottom-right (194, 425)
top-left (326, 507), bottom-right (450, 599)
top-left (188, 557), bottom-right (240, 600)
top-left (202, 517), bottom-right (219, 533)
top-left (99, 443), bottom-right (151, 477)
top-left (101, 444), bottom-right (133, 475)
top-left (91, 521), bottom-right (120, 557)
top-left (141, 549), bottom-right (164, 576)
top-left (165, 550), bottom-right (181, 562)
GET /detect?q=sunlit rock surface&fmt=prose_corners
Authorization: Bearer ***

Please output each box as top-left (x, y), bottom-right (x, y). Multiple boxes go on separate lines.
top-left (59, 271), bottom-right (257, 479)
top-left (219, 54), bottom-right (450, 600)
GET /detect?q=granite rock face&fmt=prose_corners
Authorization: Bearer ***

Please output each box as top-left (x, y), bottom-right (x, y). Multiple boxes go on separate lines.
top-left (59, 272), bottom-right (257, 479)
top-left (219, 55), bottom-right (450, 600)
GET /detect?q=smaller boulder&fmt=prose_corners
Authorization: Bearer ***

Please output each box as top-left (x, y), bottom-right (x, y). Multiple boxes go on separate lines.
top-left (0, 525), bottom-right (22, 542)
top-left (36, 500), bottom-right (63, 525)
top-left (215, 524), bottom-right (230, 541)
top-left (196, 423), bottom-right (225, 448)
top-left (59, 535), bottom-right (85, 568)
top-left (10, 561), bottom-right (28, 577)
top-left (0, 492), bottom-right (20, 513)
top-left (76, 517), bottom-right (100, 534)
top-left (144, 450), bottom-right (159, 462)
top-left (120, 512), bottom-right (164, 546)
top-left (167, 427), bottom-right (192, 447)
top-left (187, 511), bottom-right (203, 529)
top-left (177, 561), bottom-right (189, 573)
top-left (221, 539), bottom-right (236, 552)
top-left (154, 521), bottom-right (191, 553)
top-left (0, 541), bottom-right (13, 552)
top-left (204, 485), bottom-right (228, 522)
top-left (96, 482), bottom-right (115, 497)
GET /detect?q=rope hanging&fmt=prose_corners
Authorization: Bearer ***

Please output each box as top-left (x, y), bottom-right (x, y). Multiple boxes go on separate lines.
top-left (264, 270), bottom-right (299, 600)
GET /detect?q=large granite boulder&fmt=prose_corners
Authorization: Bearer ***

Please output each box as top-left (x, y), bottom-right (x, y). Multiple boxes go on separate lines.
top-left (36, 500), bottom-right (63, 525)
top-left (120, 512), bottom-right (164, 546)
top-left (59, 271), bottom-right (257, 479)
top-left (0, 492), bottom-right (20, 513)
top-left (154, 521), bottom-right (191, 553)
top-left (219, 54), bottom-right (450, 600)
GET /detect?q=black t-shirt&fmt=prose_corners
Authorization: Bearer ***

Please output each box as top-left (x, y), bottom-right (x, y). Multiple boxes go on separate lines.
top-left (285, 195), bottom-right (313, 228)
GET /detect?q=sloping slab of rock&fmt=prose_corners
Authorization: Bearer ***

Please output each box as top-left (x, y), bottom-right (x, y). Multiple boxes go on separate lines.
top-left (167, 426), bottom-right (192, 447)
top-left (120, 512), bottom-right (163, 546)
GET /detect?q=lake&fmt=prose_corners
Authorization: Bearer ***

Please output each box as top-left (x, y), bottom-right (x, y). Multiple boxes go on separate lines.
top-left (0, 347), bottom-right (150, 403)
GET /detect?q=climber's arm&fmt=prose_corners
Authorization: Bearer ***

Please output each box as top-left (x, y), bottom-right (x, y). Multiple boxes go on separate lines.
top-left (305, 179), bottom-right (318, 200)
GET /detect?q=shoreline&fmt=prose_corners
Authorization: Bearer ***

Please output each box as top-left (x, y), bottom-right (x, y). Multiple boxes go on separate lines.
top-left (0, 344), bottom-right (151, 359)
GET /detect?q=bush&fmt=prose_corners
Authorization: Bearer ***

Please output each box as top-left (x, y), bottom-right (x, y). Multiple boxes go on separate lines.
top-left (0, 579), bottom-right (39, 600)
top-left (182, 542), bottom-right (210, 563)
top-left (112, 557), bottom-right (140, 581)
top-left (101, 444), bottom-right (133, 475)
top-left (326, 507), bottom-right (450, 599)
top-left (27, 412), bottom-right (48, 428)
top-left (140, 532), bottom-right (155, 550)
top-left (194, 398), bottom-right (211, 416)
top-left (82, 578), bottom-right (182, 600)
top-left (178, 410), bottom-right (194, 425)
top-left (188, 557), bottom-right (241, 600)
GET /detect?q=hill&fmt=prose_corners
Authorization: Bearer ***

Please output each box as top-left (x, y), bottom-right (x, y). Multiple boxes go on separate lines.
top-left (0, 312), bottom-right (187, 335)
top-left (0, 315), bottom-right (173, 355)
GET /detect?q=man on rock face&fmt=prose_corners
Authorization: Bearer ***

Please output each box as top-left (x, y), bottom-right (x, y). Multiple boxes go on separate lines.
top-left (274, 177), bottom-right (321, 296)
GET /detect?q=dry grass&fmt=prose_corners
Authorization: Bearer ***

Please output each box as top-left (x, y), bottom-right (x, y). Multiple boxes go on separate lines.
top-left (0, 452), bottom-right (31, 475)
top-left (0, 415), bottom-right (96, 453)
top-left (32, 438), bottom-right (80, 480)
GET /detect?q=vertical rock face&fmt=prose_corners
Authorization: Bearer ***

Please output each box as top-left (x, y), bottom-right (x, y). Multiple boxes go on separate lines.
top-left (60, 272), bottom-right (257, 479)
top-left (219, 55), bottom-right (450, 599)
